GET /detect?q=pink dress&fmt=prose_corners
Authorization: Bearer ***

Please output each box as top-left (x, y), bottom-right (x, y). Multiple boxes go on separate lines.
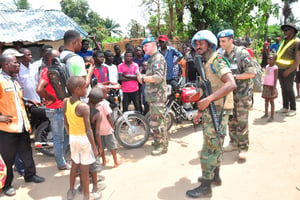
top-left (262, 64), bottom-right (278, 99)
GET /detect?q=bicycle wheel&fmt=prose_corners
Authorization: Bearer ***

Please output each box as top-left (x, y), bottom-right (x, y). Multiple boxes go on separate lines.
top-left (115, 113), bottom-right (150, 148)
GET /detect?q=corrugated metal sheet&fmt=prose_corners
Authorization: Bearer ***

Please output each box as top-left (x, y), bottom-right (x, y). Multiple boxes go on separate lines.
top-left (0, 9), bottom-right (88, 43)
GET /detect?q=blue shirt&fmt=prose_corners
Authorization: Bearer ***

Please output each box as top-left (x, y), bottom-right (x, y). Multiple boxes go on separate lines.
top-left (158, 46), bottom-right (183, 80)
top-left (76, 50), bottom-right (93, 58)
top-left (270, 42), bottom-right (280, 52)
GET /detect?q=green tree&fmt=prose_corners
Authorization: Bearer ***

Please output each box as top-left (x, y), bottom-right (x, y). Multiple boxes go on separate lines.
top-left (282, 0), bottom-right (297, 24)
top-left (141, 0), bottom-right (163, 35)
top-left (127, 19), bottom-right (145, 38)
top-left (60, 0), bottom-right (107, 43)
top-left (13, 0), bottom-right (30, 9)
top-left (103, 18), bottom-right (122, 37)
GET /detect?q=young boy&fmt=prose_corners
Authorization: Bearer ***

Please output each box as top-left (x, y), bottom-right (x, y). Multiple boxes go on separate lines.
top-left (75, 86), bottom-right (105, 200)
top-left (118, 51), bottom-right (141, 112)
top-left (63, 76), bottom-right (98, 200)
top-left (96, 85), bottom-right (121, 168)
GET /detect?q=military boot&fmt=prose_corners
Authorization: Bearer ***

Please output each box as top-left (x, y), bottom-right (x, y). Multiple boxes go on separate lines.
top-left (198, 167), bottom-right (222, 186)
top-left (151, 147), bottom-right (168, 156)
top-left (186, 180), bottom-right (212, 198)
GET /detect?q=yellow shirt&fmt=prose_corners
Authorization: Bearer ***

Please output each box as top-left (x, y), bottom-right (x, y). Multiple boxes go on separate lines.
top-left (66, 98), bottom-right (86, 136)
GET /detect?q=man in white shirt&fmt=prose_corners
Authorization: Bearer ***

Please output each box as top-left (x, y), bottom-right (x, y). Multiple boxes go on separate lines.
top-left (17, 48), bottom-right (41, 103)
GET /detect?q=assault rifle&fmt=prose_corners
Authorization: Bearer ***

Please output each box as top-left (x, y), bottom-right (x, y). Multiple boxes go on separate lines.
top-left (194, 55), bottom-right (224, 153)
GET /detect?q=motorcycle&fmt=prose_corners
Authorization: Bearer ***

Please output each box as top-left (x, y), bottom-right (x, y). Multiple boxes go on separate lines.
top-left (26, 104), bottom-right (54, 156)
top-left (164, 81), bottom-right (202, 130)
top-left (106, 89), bottom-right (150, 148)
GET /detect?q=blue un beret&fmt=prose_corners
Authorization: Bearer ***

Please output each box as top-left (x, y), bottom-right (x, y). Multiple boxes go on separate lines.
top-left (217, 29), bottom-right (234, 38)
top-left (142, 37), bottom-right (156, 45)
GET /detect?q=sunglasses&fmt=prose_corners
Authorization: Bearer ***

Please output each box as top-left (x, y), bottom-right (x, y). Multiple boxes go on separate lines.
top-left (282, 27), bottom-right (291, 31)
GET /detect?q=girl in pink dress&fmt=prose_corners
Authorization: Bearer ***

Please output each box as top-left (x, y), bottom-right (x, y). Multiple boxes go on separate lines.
top-left (261, 53), bottom-right (278, 122)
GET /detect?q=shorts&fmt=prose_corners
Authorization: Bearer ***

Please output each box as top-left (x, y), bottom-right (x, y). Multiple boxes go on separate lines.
top-left (70, 135), bottom-right (95, 165)
top-left (101, 134), bottom-right (117, 151)
top-left (89, 157), bottom-right (101, 172)
top-left (295, 71), bottom-right (300, 83)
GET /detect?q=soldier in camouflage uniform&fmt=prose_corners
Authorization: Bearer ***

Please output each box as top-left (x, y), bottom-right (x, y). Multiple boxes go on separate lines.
top-left (217, 29), bottom-right (256, 160)
top-left (137, 37), bottom-right (168, 156)
top-left (186, 30), bottom-right (236, 198)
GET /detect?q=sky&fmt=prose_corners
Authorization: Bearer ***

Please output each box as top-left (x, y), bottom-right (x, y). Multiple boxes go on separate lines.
top-left (0, 0), bottom-right (299, 36)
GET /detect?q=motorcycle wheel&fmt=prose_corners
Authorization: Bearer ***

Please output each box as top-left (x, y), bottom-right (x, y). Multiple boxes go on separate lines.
top-left (115, 113), bottom-right (150, 148)
top-left (145, 110), bottom-right (174, 131)
top-left (35, 121), bottom-right (54, 156)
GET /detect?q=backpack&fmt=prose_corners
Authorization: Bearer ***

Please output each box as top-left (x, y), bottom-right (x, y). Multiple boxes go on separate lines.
top-left (235, 46), bottom-right (263, 92)
top-left (47, 53), bottom-right (77, 100)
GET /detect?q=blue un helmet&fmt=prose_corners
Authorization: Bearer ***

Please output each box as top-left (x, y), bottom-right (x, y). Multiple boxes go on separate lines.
top-left (191, 30), bottom-right (218, 51)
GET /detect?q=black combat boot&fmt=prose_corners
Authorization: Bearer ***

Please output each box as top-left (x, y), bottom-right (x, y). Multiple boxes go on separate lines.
top-left (198, 167), bottom-right (222, 186)
top-left (186, 180), bottom-right (212, 198)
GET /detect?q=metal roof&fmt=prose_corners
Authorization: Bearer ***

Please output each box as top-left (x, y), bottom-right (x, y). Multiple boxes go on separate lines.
top-left (0, 9), bottom-right (88, 43)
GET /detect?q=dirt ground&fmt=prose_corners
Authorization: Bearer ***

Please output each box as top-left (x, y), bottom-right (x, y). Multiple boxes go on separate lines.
top-left (1, 92), bottom-right (300, 200)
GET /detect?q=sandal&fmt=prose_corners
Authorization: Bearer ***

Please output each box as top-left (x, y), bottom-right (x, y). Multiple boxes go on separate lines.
top-left (67, 189), bottom-right (76, 200)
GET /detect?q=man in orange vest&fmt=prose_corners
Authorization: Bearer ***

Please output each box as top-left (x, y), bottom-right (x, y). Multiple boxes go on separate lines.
top-left (0, 52), bottom-right (45, 196)
top-left (276, 23), bottom-right (300, 116)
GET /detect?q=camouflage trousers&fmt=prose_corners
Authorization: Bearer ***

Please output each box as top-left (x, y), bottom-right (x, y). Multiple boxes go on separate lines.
top-left (149, 102), bottom-right (168, 150)
top-left (228, 97), bottom-right (250, 151)
top-left (201, 110), bottom-right (229, 180)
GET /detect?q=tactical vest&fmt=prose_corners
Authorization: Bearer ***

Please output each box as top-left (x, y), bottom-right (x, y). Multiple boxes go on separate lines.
top-left (0, 74), bottom-right (31, 133)
top-left (276, 38), bottom-right (299, 68)
top-left (203, 52), bottom-right (234, 110)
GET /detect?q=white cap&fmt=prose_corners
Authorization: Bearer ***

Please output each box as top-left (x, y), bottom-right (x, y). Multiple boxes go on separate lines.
top-left (2, 48), bottom-right (24, 57)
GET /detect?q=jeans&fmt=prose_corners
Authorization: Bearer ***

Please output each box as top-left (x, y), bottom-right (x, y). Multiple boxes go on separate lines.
top-left (14, 153), bottom-right (24, 174)
top-left (278, 69), bottom-right (296, 111)
top-left (45, 108), bottom-right (69, 167)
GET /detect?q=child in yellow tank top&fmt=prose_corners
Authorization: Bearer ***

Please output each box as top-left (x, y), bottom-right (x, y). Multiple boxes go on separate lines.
top-left (63, 76), bottom-right (98, 200)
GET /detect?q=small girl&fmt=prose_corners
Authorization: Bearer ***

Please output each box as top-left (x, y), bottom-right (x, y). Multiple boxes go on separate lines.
top-left (261, 53), bottom-right (278, 122)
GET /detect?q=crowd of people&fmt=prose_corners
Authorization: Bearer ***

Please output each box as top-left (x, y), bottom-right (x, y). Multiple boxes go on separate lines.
top-left (0, 21), bottom-right (299, 199)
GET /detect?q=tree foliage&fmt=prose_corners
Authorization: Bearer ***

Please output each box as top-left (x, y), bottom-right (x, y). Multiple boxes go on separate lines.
top-left (127, 19), bottom-right (146, 38)
top-left (13, 0), bottom-right (30, 9)
top-left (60, 0), bottom-right (122, 44)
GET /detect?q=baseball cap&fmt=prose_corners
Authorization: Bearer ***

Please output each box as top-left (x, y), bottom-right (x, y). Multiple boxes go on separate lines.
top-left (158, 35), bottom-right (168, 42)
top-left (217, 29), bottom-right (234, 38)
top-left (142, 37), bottom-right (156, 46)
top-left (2, 48), bottom-right (24, 57)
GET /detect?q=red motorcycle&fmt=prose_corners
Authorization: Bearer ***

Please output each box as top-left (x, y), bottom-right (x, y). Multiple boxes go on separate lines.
top-left (164, 82), bottom-right (202, 130)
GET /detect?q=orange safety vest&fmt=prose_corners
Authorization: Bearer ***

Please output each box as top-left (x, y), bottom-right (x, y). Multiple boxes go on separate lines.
top-left (276, 38), bottom-right (299, 68)
top-left (0, 74), bottom-right (31, 133)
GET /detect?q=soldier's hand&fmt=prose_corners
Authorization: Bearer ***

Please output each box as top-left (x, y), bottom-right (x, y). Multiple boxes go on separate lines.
top-left (193, 111), bottom-right (202, 124)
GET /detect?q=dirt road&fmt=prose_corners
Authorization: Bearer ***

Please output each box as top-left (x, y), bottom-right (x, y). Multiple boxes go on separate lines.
top-left (1, 92), bottom-right (300, 200)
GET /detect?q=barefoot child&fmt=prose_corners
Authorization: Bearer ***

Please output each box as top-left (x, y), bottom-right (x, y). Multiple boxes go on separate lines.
top-left (63, 76), bottom-right (98, 200)
top-left (96, 86), bottom-right (121, 168)
top-left (261, 53), bottom-right (278, 122)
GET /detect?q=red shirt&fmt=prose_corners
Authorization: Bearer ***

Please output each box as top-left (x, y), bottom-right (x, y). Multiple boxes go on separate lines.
top-left (40, 68), bottom-right (63, 109)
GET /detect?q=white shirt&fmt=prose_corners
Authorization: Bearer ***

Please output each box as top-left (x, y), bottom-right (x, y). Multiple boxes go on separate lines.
top-left (104, 63), bottom-right (118, 83)
top-left (17, 62), bottom-right (41, 102)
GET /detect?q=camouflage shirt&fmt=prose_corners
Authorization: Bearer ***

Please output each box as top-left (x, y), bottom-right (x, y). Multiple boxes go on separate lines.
top-left (145, 51), bottom-right (167, 103)
top-left (223, 45), bottom-right (256, 97)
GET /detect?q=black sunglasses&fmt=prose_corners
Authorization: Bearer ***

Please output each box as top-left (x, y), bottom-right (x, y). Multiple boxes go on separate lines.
top-left (282, 27), bottom-right (291, 31)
